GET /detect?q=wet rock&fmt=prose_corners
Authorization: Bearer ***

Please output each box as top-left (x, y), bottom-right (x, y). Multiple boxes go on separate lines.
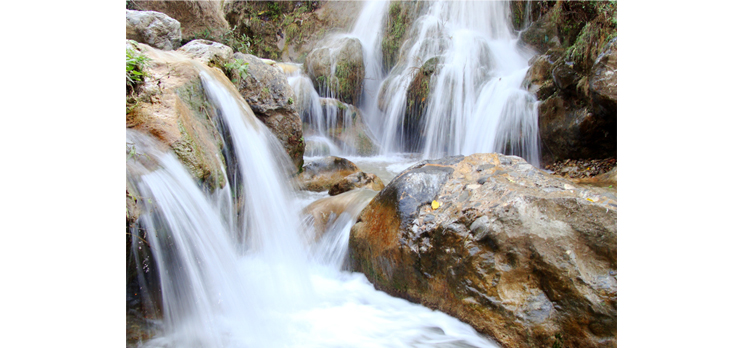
top-left (177, 39), bottom-right (233, 68)
top-left (318, 99), bottom-right (379, 156)
top-left (520, 3), bottom-right (617, 166)
top-left (350, 154), bottom-right (616, 348)
top-left (302, 188), bottom-right (378, 243)
top-left (228, 52), bottom-right (304, 171)
top-left (552, 61), bottom-right (581, 92)
top-left (590, 38), bottom-right (618, 117)
top-left (126, 41), bottom-right (226, 191)
top-left (520, 6), bottom-right (562, 54)
top-left (538, 95), bottom-right (616, 163)
top-left (381, 1), bottom-right (425, 72)
top-left (126, 9), bottom-right (182, 51)
top-left (329, 172), bottom-right (385, 196)
top-left (295, 156), bottom-right (361, 192)
top-left (128, 0), bottom-right (229, 40)
top-left (402, 57), bottom-right (439, 151)
top-left (305, 37), bottom-right (364, 105)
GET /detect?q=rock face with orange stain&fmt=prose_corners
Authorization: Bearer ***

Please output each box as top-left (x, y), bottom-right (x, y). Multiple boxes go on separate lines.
top-left (350, 154), bottom-right (617, 348)
top-left (126, 40), bottom-right (227, 192)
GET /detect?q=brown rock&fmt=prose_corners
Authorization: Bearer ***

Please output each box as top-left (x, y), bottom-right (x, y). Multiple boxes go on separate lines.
top-left (350, 154), bottom-right (616, 348)
top-left (126, 41), bottom-right (226, 191)
top-left (328, 172), bottom-right (385, 196)
top-left (302, 188), bottom-right (378, 243)
top-left (295, 156), bottom-right (361, 192)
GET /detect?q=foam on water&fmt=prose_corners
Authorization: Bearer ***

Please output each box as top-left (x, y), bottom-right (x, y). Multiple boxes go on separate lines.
top-left (130, 62), bottom-right (499, 347)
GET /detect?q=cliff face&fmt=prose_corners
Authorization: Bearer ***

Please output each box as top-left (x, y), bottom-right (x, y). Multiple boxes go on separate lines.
top-left (516, 1), bottom-right (617, 165)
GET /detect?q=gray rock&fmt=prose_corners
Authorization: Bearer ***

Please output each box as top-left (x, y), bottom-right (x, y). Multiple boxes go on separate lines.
top-left (228, 53), bottom-right (304, 171)
top-left (590, 38), bottom-right (618, 113)
top-left (126, 9), bottom-right (181, 51)
top-left (177, 39), bottom-right (233, 68)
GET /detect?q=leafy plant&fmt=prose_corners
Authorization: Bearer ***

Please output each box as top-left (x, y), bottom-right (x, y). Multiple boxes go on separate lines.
top-left (126, 46), bottom-right (151, 90)
top-left (224, 58), bottom-right (250, 82)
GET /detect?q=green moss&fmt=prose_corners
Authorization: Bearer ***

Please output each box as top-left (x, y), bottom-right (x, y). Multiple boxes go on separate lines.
top-left (173, 80), bottom-right (226, 191)
top-left (381, 2), bottom-right (410, 72)
top-left (334, 60), bottom-right (363, 104)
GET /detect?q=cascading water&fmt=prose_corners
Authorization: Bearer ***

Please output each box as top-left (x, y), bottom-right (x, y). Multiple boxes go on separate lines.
top-left (288, 65), bottom-right (375, 157)
top-left (129, 60), bottom-right (500, 347)
top-left (356, 0), bottom-right (540, 167)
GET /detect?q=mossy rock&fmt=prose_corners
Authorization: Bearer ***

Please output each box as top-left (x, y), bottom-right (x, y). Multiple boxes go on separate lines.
top-left (520, 1), bottom-right (617, 166)
top-left (305, 37), bottom-right (365, 105)
top-left (402, 57), bottom-right (440, 152)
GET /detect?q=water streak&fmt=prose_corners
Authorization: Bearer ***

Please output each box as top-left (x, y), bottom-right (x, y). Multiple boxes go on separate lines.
top-left (355, 0), bottom-right (540, 166)
top-left (130, 63), bottom-right (499, 347)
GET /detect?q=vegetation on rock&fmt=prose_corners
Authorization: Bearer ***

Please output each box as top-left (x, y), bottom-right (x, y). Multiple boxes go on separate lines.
top-left (519, 0), bottom-right (617, 165)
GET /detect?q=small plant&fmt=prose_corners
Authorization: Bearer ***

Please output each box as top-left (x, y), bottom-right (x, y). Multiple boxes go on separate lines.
top-left (126, 46), bottom-right (151, 90)
top-left (287, 97), bottom-right (294, 105)
top-left (224, 58), bottom-right (250, 82)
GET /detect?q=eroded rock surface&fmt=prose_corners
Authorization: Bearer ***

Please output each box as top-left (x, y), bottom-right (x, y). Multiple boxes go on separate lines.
top-left (126, 9), bottom-right (182, 50)
top-left (177, 39), bottom-right (233, 68)
top-left (295, 156), bottom-right (360, 192)
top-left (350, 154), bottom-right (617, 348)
top-left (228, 52), bottom-right (304, 170)
top-left (519, 2), bottom-right (617, 165)
top-left (126, 41), bottom-right (226, 191)
top-left (328, 172), bottom-right (385, 196)
top-left (128, 0), bottom-right (229, 39)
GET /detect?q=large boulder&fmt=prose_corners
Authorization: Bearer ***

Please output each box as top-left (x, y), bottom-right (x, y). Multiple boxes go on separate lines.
top-left (128, 0), bottom-right (229, 40)
top-left (295, 156), bottom-right (360, 192)
top-left (126, 9), bottom-right (182, 51)
top-left (227, 52), bottom-right (305, 171)
top-left (177, 39), bottom-right (233, 68)
top-left (126, 40), bottom-right (226, 191)
top-left (305, 37), bottom-right (364, 105)
top-left (350, 154), bottom-right (617, 348)
top-left (328, 172), bottom-right (385, 196)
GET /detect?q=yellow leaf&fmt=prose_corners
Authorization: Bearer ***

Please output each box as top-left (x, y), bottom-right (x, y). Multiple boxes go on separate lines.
top-left (507, 177), bottom-right (515, 183)
top-left (431, 200), bottom-right (440, 210)
top-left (586, 198), bottom-right (595, 202)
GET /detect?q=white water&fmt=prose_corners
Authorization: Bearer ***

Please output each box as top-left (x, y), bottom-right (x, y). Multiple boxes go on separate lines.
top-left (130, 64), bottom-right (499, 347)
top-left (353, 0), bottom-right (540, 166)
top-left (288, 65), bottom-right (376, 157)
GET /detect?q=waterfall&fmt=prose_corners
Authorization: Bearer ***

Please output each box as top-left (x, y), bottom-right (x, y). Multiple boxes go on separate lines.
top-left (355, 0), bottom-right (540, 166)
top-left (129, 62), bottom-right (499, 347)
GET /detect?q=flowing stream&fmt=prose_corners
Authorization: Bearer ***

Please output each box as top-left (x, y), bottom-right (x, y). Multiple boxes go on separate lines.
top-left (129, 62), bottom-right (498, 347)
top-left (128, 1), bottom-right (544, 346)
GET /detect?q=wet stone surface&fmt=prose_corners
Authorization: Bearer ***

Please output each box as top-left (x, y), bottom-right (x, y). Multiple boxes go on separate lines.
top-left (545, 157), bottom-right (616, 179)
top-left (350, 154), bottom-right (617, 348)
